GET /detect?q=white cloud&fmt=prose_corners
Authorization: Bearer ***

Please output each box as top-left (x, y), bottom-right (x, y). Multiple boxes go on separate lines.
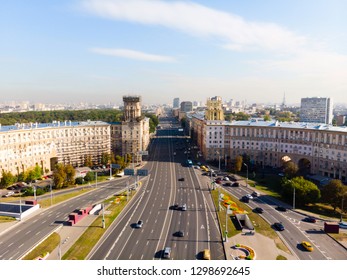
top-left (90, 47), bottom-right (176, 62)
top-left (81, 0), bottom-right (307, 53)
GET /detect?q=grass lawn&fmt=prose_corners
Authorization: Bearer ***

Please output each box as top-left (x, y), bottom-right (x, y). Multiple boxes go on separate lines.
top-left (211, 188), bottom-right (291, 254)
top-left (22, 232), bottom-right (60, 260)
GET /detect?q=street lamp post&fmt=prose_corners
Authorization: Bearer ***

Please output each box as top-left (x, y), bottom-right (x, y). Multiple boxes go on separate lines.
top-left (293, 186), bottom-right (296, 210)
top-left (341, 195), bottom-right (345, 222)
top-left (243, 163), bottom-right (248, 187)
top-left (102, 203), bottom-right (105, 228)
top-left (50, 182), bottom-right (53, 206)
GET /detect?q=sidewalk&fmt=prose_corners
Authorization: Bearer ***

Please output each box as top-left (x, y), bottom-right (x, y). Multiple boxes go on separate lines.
top-left (46, 214), bottom-right (99, 260)
top-left (223, 231), bottom-right (297, 260)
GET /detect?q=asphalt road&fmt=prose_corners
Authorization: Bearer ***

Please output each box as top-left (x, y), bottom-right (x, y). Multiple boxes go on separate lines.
top-left (0, 178), bottom-right (132, 260)
top-left (89, 126), bottom-right (224, 260)
top-left (221, 183), bottom-right (347, 260)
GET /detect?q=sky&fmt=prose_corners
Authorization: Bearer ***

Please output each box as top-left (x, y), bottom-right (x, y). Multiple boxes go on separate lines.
top-left (1, 0), bottom-right (346, 106)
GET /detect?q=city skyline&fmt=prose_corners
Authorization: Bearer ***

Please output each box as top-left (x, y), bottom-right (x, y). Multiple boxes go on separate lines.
top-left (1, 0), bottom-right (346, 105)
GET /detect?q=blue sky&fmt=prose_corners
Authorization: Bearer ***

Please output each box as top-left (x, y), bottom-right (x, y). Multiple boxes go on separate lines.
top-left (1, 0), bottom-right (346, 106)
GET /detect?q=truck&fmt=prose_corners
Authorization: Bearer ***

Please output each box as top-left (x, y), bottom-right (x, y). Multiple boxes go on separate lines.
top-left (324, 222), bottom-right (339, 233)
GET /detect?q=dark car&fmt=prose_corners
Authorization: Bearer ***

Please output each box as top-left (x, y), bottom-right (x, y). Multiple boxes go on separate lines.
top-left (254, 207), bottom-right (264, 214)
top-left (135, 220), bottom-right (143, 228)
top-left (232, 182), bottom-right (240, 187)
top-left (174, 230), bottom-right (184, 237)
top-left (276, 206), bottom-right (287, 212)
top-left (303, 216), bottom-right (317, 223)
top-left (171, 204), bottom-right (179, 210)
top-left (215, 179), bottom-right (222, 184)
top-left (178, 177), bottom-right (185, 181)
top-left (241, 196), bottom-right (250, 203)
top-left (273, 222), bottom-right (285, 231)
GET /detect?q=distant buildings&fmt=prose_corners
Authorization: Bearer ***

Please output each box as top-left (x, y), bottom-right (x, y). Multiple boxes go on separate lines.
top-left (173, 98), bottom-right (180, 109)
top-left (180, 101), bottom-right (193, 112)
top-left (0, 96), bottom-right (150, 177)
top-left (300, 97), bottom-right (333, 124)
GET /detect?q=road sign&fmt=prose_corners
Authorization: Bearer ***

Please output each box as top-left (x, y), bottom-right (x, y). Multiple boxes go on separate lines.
top-left (111, 164), bottom-right (121, 169)
top-left (124, 168), bottom-right (135, 176)
top-left (137, 169), bottom-right (148, 176)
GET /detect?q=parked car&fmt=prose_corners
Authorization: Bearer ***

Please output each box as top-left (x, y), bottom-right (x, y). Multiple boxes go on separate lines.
top-left (303, 216), bottom-right (317, 223)
top-left (301, 241), bottom-right (313, 251)
top-left (273, 222), bottom-right (285, 231)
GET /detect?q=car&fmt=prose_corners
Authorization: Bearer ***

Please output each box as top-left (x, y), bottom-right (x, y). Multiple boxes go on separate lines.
top-left (175, 230), bottom-right (184, 237)
top-left (241, 196), bottom-right (250, 203)
top-left (273, 222), bottom-right (285, 231)
top-left (301, 241), bottom-right (313, 251)
top-left (3, 191), bottom-right (14, 197)
top-left (135, 220), bottom-right (143, 228)
top-left (224, 182), bottom-right (232, 186)
top-left (278, 173), bottom-right (285, 177)
top-left (181, 204), bottom-right (187, 211)
top-left (171, 204), bottom-right (179, 210)
top-left (339, 222), bottom-right (347, 229)
top-left (202, 249), bottom-right (211, 260)
top-left (303, 216), bottom-right (317, 223)
top-left (246, 194), bottom-right (253, 199)
top-left (276, 206), bottom-right (287, 212)
top-left (251, 191), bottom-right (259, 197)
top-left (223, 177), bottom-right (230, 181)
top-left (163, 247), bottom-right (171, 259)
top-left (232, 182), bottom-right (240, 187)
top-left (254, 207), bottom-right (264, 214)
top-left (178, 177), bottom-right (185, 181)
top-left (215, 179), bottom-right (222, 184)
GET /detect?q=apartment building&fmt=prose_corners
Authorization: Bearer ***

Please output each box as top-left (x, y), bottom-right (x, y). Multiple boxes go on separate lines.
top-left (187, 97), bottom-right (347, 182)
top-left (0, 96), bottom-right (150, 177)
top-left (300, 97), bottom-right (333, 124)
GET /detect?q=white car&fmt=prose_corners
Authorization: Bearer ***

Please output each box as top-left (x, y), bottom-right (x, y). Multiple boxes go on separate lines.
top-left (339, 222), bottom-right (347, 229)
top-left (246, 194), bottom-right (254, 199)
top-left (223, 177), bottom-right (230, 181)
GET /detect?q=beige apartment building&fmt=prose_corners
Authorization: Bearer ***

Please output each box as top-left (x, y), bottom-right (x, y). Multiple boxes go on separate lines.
top-left (187, 97), bottom-right (347, 183)
top-left (0, 96), bottom-right (150, 177)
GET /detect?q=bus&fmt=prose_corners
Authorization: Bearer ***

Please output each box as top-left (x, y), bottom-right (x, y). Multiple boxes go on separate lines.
top-left (187, 159), bottom-right (193, 167)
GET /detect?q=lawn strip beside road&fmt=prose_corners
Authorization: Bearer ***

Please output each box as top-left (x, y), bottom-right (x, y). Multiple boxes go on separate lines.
top-left (22, 232), bottom-right (60, 260)
top-left (211, 188), bottom-right (291, 255)
top-left (38, 188), bottom-right (93, 208)
top-left (62, 192), bottom-right (132, 260)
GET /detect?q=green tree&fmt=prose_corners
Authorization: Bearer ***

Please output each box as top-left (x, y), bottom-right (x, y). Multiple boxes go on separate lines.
top-left (84, 171), bottom-right (95, 182)
top-left (0, 170), bottom-right (16, 188)
top-left (235, 112), bottom-right (250, 121)
top-left (282, 177), bottom-right (321, 207)
top-left (263, 115), bottom-right (271, 121)
top-left (101, 152), bottom-right (111, 166)
top-left (234, 155), bottom-right (243, 173)
top-left (283, 161), bottom-right (299, 178)
top-left (65, 164), bottom-right (76, 186)
top-left (321, 179), bottom-right (346, 211)
top-left (53, 163), bottom-right (66, 189)
top-left (84, 155), bottom-right (93, 167)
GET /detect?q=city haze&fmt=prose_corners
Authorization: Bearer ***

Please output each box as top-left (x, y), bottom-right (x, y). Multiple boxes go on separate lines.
top-left (1, 0), bottom-right (346, 105)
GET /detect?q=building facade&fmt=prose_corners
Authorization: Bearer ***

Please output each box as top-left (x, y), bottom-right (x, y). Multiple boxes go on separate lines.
top-left (0, 96), bottom-right (150, 177)
top-left (187, 97), bottom-right (347, 183)
top-left (173, 98), bottom-right (180, 109)
top-left (300, 97), bottom-right (333, 124)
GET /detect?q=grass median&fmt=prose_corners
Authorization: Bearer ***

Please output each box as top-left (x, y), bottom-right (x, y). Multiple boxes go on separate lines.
top-left (211, 187), bottom-right (291, 255)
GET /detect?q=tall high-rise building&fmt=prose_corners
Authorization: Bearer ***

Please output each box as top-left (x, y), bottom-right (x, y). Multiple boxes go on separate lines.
top-left (300, 97), bottom-right (333, 124)
top-left (173, 98), bottom-right (180, 108)
top-left (180, 101), bottom-right (193, 112)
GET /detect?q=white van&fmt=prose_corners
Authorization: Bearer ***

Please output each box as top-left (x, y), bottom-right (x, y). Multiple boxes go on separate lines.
top-left (163, 247), bottom-right (171, 259)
